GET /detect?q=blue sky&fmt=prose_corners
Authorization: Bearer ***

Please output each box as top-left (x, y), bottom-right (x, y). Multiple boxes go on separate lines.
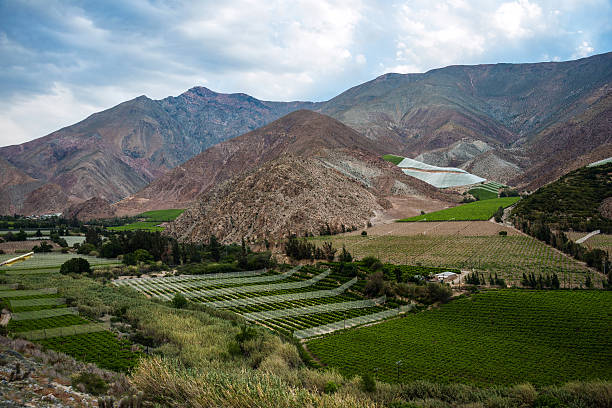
top-left (1, 0), bottom-right (611, 146)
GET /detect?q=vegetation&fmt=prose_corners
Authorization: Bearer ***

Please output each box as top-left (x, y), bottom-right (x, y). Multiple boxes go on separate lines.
top-left (382, 154), bottom-right (405, 165)
top-left (308, 290), bottom-right (612, 386)
top-left (60, 257), bottom-right (92, 274)
top-left (399, 197), bottom-right (520, 222)
top-left (106, 209), bottom-right (184, 231)
top-left (512, 162), bottom-right (612, 233)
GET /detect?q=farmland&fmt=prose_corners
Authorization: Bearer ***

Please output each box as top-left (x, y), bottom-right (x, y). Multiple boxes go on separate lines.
top-left (0, 288), bottom-right (140, 372)
top-left (399, 197), bottom-right (520, 221)
top-left (0, 252), bottom-right (120, 273)
top-left (566, 232), bottom-right (612, 253)
top-left (307, 289), bottom-right (612, 386)
top-left (467, 182), bottom-right (504, 200)
top-left (107, 208), bottom-right (184, 231)
top-left (382, 154), bottom-right (404, 165)
top-left (114, 265), bottom-right (418, 339)
top-left (310, 233), bottom-right (594, 287)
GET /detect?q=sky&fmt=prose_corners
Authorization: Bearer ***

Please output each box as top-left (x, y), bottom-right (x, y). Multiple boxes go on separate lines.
top-left (0, 0), bottom-right (611, 147)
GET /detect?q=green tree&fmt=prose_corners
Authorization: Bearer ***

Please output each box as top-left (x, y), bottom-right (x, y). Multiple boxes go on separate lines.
top-left (60, 258), bottom-right (91, 274)
top-left (171, 293), bottom-right (188, 309)
top-left (338, 245), bottom-right (352, 263)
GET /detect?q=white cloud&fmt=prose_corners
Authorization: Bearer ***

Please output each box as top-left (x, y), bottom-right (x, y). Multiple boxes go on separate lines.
top-left (0, 83), bottom-right (102, 146)
top-left (493, 0), bottom-right (542, 39)
top-left (573, 41), bottom-right (595, 58)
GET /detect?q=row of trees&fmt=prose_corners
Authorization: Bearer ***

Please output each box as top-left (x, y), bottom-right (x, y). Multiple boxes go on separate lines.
top-left (514, 218), bottom-right (610, 275)
top-left (521, 272), bottom-right (561, 289)
top-left (284, 237), bottom-right (352, 263)
top-left (465, 272), bottom-right (506, 287)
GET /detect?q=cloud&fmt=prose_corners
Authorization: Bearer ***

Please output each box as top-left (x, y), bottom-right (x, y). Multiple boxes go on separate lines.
top-left (0, 0), bottom-right (610, 145)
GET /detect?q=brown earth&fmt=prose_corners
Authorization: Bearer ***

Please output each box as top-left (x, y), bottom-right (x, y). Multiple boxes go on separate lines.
top-left (344, 220), bottom-right (520, 237)
top-left (166, 112), bottom-right (461, 244)
top-left (63, 197), bottom-right (116, 221)
top-left (0, 240), bottom-right (60, 254)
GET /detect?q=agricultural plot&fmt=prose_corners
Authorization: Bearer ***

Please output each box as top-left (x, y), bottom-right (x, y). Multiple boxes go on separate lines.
top-left (0, 288), bottom-right (140, 372)
top-left (0, 253), bottom-right (119, 273)
top-left (400, 197), bottom-right (520, 222)
top-left (107, 208), bottom-right (184, 231)
top-left (312, 234), bottom-right (594, 287)
top-left (115, 267), bottom-right (402, 338)
top-left (308, 290), bottom-right (612, 386)
top-left (468, 182), bottom-right (502, 201)
top-left (38, 331), bottom-right (140, 372)
top-left (566, 232), bottom-right (612, 253)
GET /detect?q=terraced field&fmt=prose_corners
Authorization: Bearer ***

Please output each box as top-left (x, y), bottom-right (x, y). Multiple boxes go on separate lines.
top-left (468, 182), bottom-right (504, 200)
top-left (310, 234), bottom-right (594, 287)
top-left (399, 197), bottom-right (520, 222)
top-left (308, 290), bottom-right (612, 386)
top-left (114, 266), bottom-right (411, 338)
top-left (0, 288), bottom-right (140, 372)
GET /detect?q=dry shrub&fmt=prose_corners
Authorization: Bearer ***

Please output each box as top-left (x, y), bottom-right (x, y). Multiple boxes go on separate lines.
top-left (509, 383), bottom-right (536, 405)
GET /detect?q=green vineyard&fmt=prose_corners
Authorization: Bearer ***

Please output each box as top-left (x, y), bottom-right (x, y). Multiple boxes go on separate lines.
top-left (114, 265), bottom-right (418, 338)
top-left (0, 288), bottom-right (140, 372)
top-left (307, 289), bottom-right (612, 386)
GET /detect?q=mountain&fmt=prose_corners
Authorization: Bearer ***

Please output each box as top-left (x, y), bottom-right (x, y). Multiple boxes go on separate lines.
top-left (318, 52), bottom-right (612, 186)
top-left (164, 111), bottom-right (457, 243)
top-left (113, 109), bottom-right (389, 214)
top-left (0, 87), bottom-right (317, 214)
top-left (2, 53), bottom-right (611, 216)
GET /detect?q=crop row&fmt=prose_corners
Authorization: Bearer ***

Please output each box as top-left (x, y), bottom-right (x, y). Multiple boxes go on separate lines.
top-left (8, 314), bottom-right (89, 333)
top-left (38, 331), bottom-right (141, 372)
top-left (307, 290), bottom-right (612, 386)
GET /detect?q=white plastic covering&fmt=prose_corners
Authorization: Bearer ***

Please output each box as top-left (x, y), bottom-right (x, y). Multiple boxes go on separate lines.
top-left (395, 157), bottom-right (486, 188)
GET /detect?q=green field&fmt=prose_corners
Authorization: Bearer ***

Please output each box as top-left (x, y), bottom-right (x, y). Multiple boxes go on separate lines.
top-left (468, 182), bottom-right (501, 200)
top-left (140, 209), bottom-right (184, 221)
top-left (399, 197), bottom-right (520, 221)
top-left (382, 154), bottom-right (404, 165)
top-left (308, 290), bottom-right (612, 386)
top-left (0, 253), bottom-right (120, 272)
top-left (107, 208), bottom-right (184, 231)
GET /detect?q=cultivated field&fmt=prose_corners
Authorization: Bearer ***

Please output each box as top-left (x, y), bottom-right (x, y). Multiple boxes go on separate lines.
top-left (566, 232), bottom-right (612, 253)
top-left (107, 208), bottom-right (184, 231)
top-left (0, 288), bottom-right (140, 371)
top-left (310, 234), bottom-right (594, 287)
top-left (114, 266), bottom-right (415, 339)
top-left (0, 253), bottom-right (120, 273)
top-left (307, 289), bottom-right (612, 386)
top-left (346, 220), bottom-right (520, 236)
top-left (399, 197), bottom-right (520, 221)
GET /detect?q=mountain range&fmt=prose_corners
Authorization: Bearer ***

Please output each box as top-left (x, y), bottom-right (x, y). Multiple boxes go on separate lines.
top-left (1, 52), bottom-right (611, 222)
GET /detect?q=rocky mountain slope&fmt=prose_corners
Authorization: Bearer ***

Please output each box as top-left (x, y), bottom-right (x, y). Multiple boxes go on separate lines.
top-left (165, 111), bottom-right (457, 243)
top-left (2, 53), bottom-right (611, 215)
top-left (318, 52), bottom-right (612, 187)
top-left (0, 88), bottom-right (316, 214)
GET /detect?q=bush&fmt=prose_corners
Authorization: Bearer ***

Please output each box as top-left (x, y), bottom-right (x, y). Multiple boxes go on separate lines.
top-left (32, 241), bottom-right (53, 253)
top-left (323, 381), bottom-right (339, 394)
top-left (171, 293), bottom-right (188, 309)
top-left (499, 230), bottom-right (508, 236)
top-left (361, 373), bottom-right (376, 392)
top-left (361, 230), bottom-right (367, 236)
top-left (77, 243), bottom-right (96, 255)
top-left (60, 258), bottom-right (91, 275)
top-left (71, 372), bottom-right (108, 395)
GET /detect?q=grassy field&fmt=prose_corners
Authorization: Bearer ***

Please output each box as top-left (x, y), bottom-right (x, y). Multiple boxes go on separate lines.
top-left (382, 154), bottom-right (404, 165)
top-left (107, 208), bottom-right (184, 231)
top-left (308, 289), bottom-right (612, 386)
top-left (399, 197), bottom-right (520, 221)
top-left (309, 234), bottom-right (593, 287)
top-left (468, 185), bottom-right (499, 200)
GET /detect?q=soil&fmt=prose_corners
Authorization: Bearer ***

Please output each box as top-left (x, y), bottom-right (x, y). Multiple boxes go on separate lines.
top-left (346, 221), bottom-right (520, 237)
top-left (370, 196), bottom-right (454, 225)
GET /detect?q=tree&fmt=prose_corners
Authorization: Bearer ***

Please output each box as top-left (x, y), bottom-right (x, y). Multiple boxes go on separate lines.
top-left (361, 373), bottom-right (376, 392)
top-left (364, 271), bottom-right (386, 297)
top-left (321, 241), bottom-right (337, 262)
top-left (585, 273), bottom-right (593, 289)
top-left (60, 258), bottom-right (91, 274)
top-left (338, 245), bottom-right (352, 263)
top-left (209, 235), bottom-right (221, 262)
top-left (123, 249), bottom-right (154, 266)
top-left (32, 241), bottom-right (53, 253)
top-left (77, 243), bottom-right (96, 255)
top-left (85, 228), bottom-right (101, 247)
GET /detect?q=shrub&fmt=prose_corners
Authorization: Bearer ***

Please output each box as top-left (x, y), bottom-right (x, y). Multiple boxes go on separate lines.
top-left (499, 230), bottom-right (508, 236)
top-left (71, 372), bottom-right (108, 395)
top-left (60, 258), bottom-right (91, 274)
top-left (361, 230), bottom-right (367, 236)
top-left (323, 381), bottom-right (339, 394)
top-left (171, 293), bottom-right (188, 309)
top-left (77, 243), bottom-right (96, 255)
top-left (361, 373), bottom-right (376, 392)
top-left (32, 241), bottom-right (53, 253)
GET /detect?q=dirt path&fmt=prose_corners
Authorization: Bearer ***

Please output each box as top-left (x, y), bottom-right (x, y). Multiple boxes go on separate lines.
top-left (300, 340), bottom-right (326, 367)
